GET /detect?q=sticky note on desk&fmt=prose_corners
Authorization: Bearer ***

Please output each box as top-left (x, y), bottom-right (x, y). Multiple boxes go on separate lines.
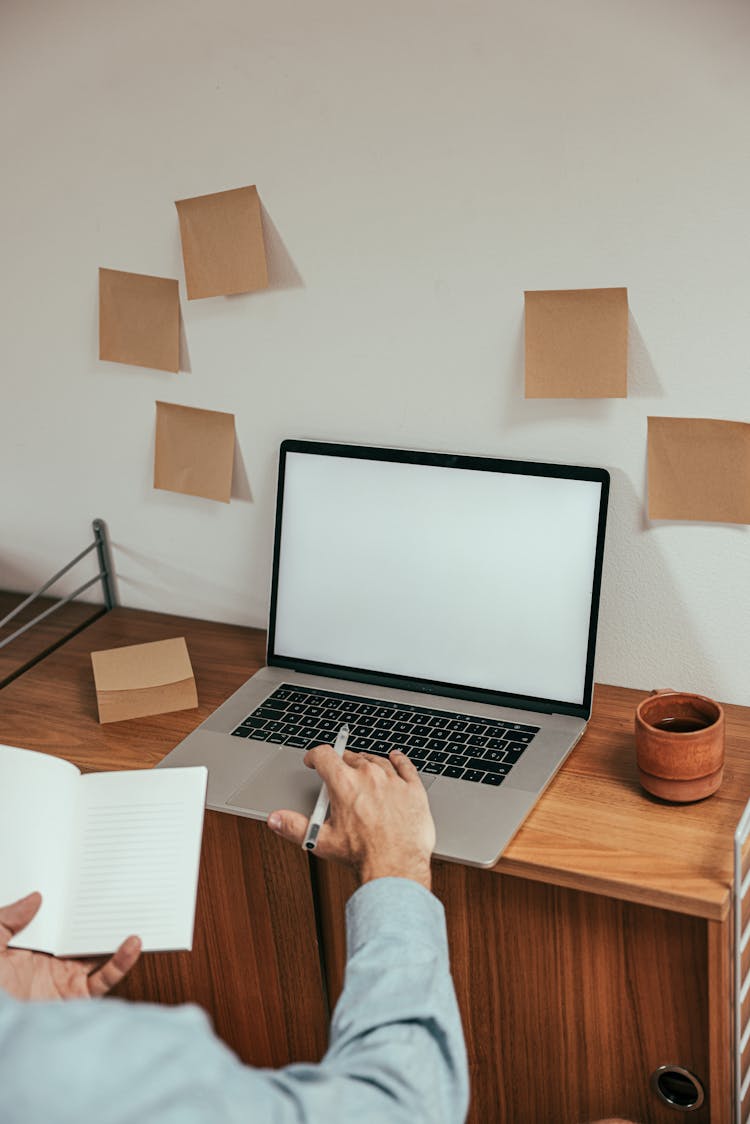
top-left (154, 400), bottom-right (235, 503)
top-left (175, 185), bottom-right (268, 300)
top-left (99, 268), bottom-right (180, 373)
top-left (91, 637), bottom-right (198, 724)
top-left (647, 416), bottom-right (750, 524)
top-left (524, 287), bottom-right (628, 398)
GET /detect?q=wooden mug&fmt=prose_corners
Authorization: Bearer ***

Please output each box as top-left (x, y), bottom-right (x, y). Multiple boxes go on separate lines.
top-left (635, 689), bottom-right (725, 802)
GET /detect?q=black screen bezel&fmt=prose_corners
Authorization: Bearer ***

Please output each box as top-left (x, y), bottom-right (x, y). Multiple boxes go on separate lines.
top-left (267, 440), bottom-right (609, 720)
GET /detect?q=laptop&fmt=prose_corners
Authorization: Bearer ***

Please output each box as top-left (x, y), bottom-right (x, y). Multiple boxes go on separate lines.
top-left (160, 440), bottom-right (610, 867)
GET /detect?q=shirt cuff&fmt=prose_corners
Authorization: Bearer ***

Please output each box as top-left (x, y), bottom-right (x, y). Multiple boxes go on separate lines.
top-left (345, 877), bottom-right (448, 960)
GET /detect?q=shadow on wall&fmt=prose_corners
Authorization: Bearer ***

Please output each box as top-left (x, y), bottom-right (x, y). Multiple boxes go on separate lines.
top-left (595, 465), bottom-right (729, 699)
top-left (260, 202), bottom-right (304, 292)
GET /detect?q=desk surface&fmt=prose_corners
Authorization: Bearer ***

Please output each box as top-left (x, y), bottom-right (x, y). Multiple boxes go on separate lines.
top-left (0, 606), bottom-right (747, 921)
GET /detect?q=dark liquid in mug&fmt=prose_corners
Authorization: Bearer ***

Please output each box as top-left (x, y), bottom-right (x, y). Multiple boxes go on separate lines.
top-left (653, 717), bottom-right (710, 733)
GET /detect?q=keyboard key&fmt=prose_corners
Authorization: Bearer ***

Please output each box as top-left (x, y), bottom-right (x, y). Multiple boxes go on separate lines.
top-left (448, 753), bottom-right (468, 767)
top-left (357, 703), bottom-right (377, 716)
top-left (426, 737), bottom-right (447, 751)
top-left (255, 707), bottom-right (283, 722)
top-left (262, 697), bottom-right (288, 711)
top-left (483, 749), bottom-right (505, 762)
top-left (356, 714), bottom-right (377, 728)
top-left (430, 716), bottom-right (449, 729)
top-left (422, 762), bottom-right (445, 775)
top-left (446, 731), bottom-right (469, 745)
top-left (349, 735), bottom-right (373, 750)
top-left (374, 706), bottom-right (396, 718)
top-left (286, 736), bottom-right (308, 748)
top-left (464, 721), bottom-right (487, 735)
top-left (305, 705), bottom-right (323, 717)
top-left (406, 747), bottom-right (429, 761)
top-left (288, 693), bottom-right (308, 703)
top-left (503, 731), bottom-right (534, 744)
top-left (287, 703), bottom-right (305, 715)
top-left (427, 750), bottom-right (448, 763)
top-left (447, 719), bottom-right (469, 733)
top-left (278, 723), bottom-right (302, 736)
top-left (267, 733), bottom-right (286, 744)
top-left (413, 724), bottom-right (432, 737)
top-left (463, 769), bottom-right (484, 783)
top-left (407, 735), bottom-right (427, 749)
top-left (390, 731), bottom-right (409, 744)
top-left (393, 721), bottom-right (411, 733)
top-left (467, 734), bottom-right (488, 749)
top-left (443, 765), bottom-right (465, 779)
top-left (481, 773), bottom-right (505, 786)
top-left (503, 747), bottom-right (525, 765)
top-left (231, 726), bottom-right (252, 737)
top-left (240, 717), bottom-right (267, 731)
top-left (505, 741), bottom-right (529, 755)
top-left (371, 740), bottom-right (391, 754)
top-left (485, 737), bottom-right (508, 751)
top-left (466, 757), bottom-right (511, 775)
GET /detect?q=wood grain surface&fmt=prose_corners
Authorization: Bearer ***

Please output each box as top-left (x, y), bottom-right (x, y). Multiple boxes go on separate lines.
top-left (0, 591), bottom-right (104, 688)
top-left (317, 859), bottom-right (716, 1124)
top-left (0, 607), bottom-right (328, 1067)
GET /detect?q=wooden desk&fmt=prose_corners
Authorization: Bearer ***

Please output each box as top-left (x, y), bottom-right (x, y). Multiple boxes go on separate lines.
top-left (1, 607), bottom-right (747, 1121)
top-left (0, 607), bottom-right (328, 1068)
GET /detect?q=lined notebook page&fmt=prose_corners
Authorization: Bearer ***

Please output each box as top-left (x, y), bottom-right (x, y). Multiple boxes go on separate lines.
top-left (59, 766), bottom-right (207, 956)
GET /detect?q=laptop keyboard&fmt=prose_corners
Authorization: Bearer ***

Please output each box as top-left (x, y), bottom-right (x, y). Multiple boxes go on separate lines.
top-left (231, 684), bottom-right (539, 788)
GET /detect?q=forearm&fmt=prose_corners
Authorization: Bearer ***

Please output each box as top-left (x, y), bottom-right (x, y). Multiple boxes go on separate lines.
top-left (319, 877), bottom-right (468, 1123)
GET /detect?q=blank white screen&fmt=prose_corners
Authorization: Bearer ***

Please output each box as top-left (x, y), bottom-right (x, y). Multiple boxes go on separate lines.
top-left (273, 452), bottom-right (602, 706)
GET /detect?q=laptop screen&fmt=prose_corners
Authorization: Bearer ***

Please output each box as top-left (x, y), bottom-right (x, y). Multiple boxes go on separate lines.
top-left (268, 442), bottom-right (609, 719)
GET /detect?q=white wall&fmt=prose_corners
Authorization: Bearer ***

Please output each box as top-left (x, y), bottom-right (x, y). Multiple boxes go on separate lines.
top-left (1, 0), bottom-right (749, 703)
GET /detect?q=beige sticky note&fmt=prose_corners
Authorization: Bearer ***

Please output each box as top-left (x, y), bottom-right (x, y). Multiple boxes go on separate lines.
top-left (524, 287), bottom-right (628, 398)
top-left (175, 185), bottom-right (268, 300)
top-left (99, 268), bottom-right (180, 372)
top-left (648, 416), bottom-right (750, 524)
top-left (154, 401), bottom-right (235, 503)
top-left (91, 637), bottom-right (198, 724)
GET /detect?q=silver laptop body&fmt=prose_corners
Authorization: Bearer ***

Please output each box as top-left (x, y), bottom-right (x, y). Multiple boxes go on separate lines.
top-left (160, 440), bottom-right (609, 868)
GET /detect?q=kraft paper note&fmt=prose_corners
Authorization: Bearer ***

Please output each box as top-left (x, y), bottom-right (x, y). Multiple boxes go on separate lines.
top-left (91, 637), bottom-right (198, 724)
top-left (175, 185), bottom-right (268, 300)
top-left (524, 287), bottom-right (628, 398)
top-left (154, 401), bottom-right (235, 503)
top-left (99, 268), bottom-right (180, 372)
top-left (647, 416), bottom-right (750, 524)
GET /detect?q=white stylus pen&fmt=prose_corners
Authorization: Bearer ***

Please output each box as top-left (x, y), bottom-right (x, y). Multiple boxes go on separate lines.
top-left (302, 723), bottom-right (350, 852)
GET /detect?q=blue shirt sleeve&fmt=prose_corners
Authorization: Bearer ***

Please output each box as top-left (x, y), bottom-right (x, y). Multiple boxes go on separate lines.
top-left (0, 877), bottom-right (469, 1124)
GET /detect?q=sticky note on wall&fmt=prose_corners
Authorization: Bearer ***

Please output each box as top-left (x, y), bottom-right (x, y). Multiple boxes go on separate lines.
top-left (99, 268), bottom-right (180, 372)
top-left (175, 185), bottom-right (268, 300)
top-left (647, 416), bottom-right (750, 524)
top-left (524, 287), bottom-right (628, 398)
top-left (154, 401), bottom-right (236, 503)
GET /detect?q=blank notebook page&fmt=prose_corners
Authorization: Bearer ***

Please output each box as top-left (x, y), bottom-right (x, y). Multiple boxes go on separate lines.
top-left (60, 766), bottom-right (207, 956)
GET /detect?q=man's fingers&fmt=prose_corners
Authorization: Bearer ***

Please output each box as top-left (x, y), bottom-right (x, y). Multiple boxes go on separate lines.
top-left (0, 892), bottom-right (42, 947)
top-left (87, 935), bottom-right (142, 997)
top-left (303, 743), bottom-right (352, 792)
top-left (389, 750), bottom-right (419, 781)
top-left (267, 808), bottom-right (311, 846)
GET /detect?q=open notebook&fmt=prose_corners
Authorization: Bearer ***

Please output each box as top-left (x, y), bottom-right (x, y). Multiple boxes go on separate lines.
top-left (0, 744), bottom-right (207, 956)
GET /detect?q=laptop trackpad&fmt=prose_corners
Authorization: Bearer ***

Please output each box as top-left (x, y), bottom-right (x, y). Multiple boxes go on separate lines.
top-left (226, 749), bottom-right (324, 818)
top-left (226, 749), bottom-right (437, 818)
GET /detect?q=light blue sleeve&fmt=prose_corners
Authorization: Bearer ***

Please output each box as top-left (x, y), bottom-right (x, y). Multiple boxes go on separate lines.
top-left (0, 877), bottom-right (469, 1124)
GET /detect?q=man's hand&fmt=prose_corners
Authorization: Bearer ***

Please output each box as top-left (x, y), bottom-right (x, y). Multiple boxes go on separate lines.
top-left (268, 747), bottom-right (436, 890)
top-left (0, 892), bottom-right (142, 1001)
